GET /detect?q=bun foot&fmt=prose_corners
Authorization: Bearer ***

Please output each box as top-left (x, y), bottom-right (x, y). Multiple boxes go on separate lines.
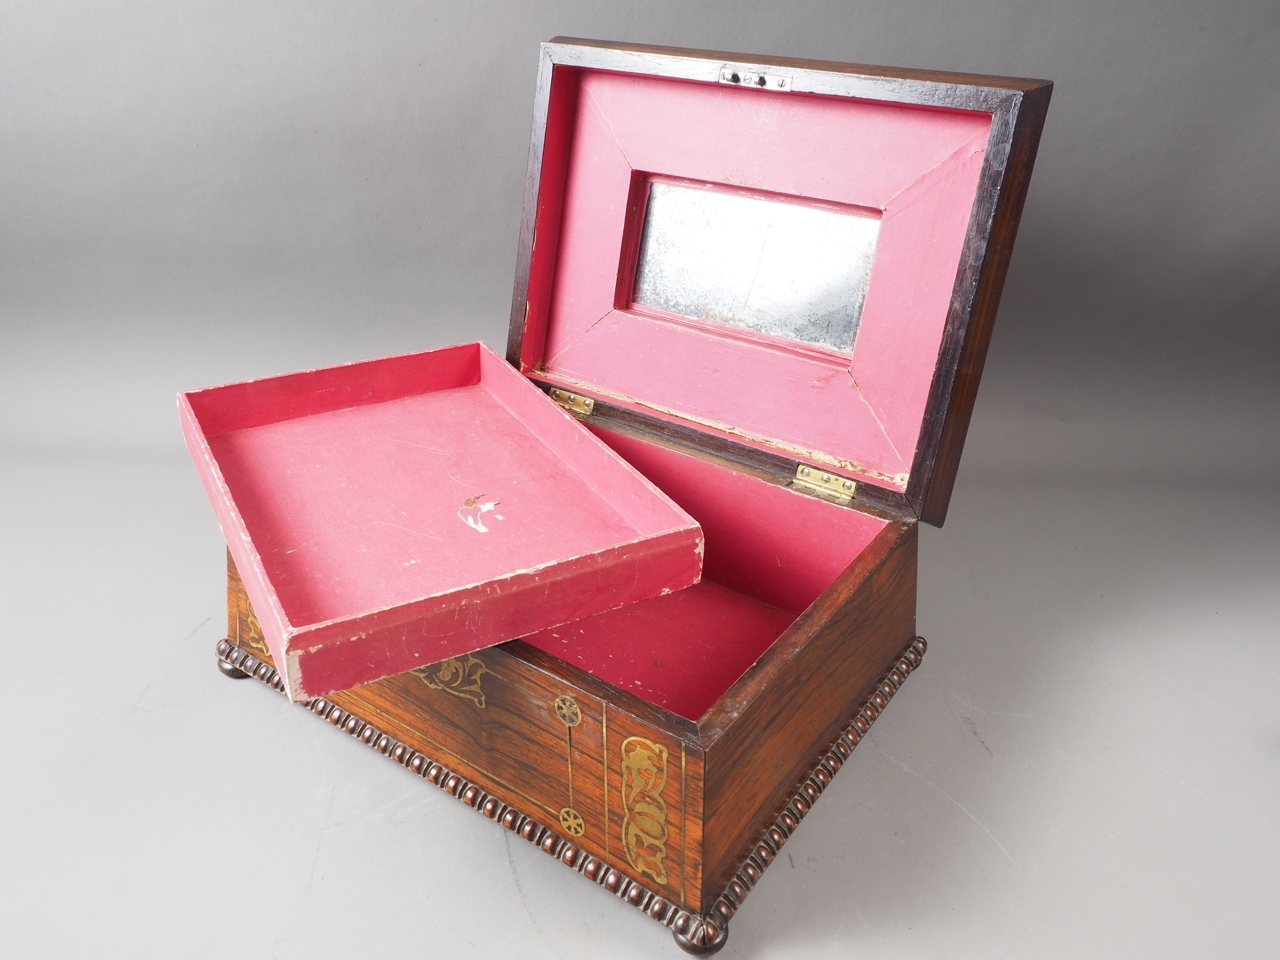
top-left (218, 657), bottom-right (251, 679)
top-left (673, 922), bottom-right (728, 956)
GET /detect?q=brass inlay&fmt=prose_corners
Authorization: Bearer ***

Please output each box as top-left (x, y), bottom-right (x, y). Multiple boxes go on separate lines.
top-left (602, 704), bottom-right (610, 863)
top-left (559, 807), bottom-right (585, 837)
top-left (549, 387), bottom-right (595, 416)
top-left (793, 463), bottom-right (856, 504)
top-left (414, 654), bottom-right (490, 708)
top-left (238, 606), bottom-right (270, 657)
top-left (680, 743), bottom-right (687, 906)
top-left (621, 736), bottom-right (670, 885)
top-left (554, 696), bottom-right (582, 727)
top-left (556, 695), bottom-right (585, 840)
top-left (233, 591), bottom-right (559, 820)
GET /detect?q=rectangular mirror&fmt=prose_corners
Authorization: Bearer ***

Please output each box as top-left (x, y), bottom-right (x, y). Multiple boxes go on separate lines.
top-left (632, 181), bottom-right (880, 354)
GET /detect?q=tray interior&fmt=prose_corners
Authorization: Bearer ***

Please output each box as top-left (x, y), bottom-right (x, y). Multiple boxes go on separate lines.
top-left (523, 427), bottom-right (888, 721)
top-left (186, 343), bottom-right (694, 632)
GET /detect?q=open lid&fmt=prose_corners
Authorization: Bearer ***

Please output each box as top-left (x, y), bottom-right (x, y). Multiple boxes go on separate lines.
top-left (508, 39), bottom-right (1051, 525)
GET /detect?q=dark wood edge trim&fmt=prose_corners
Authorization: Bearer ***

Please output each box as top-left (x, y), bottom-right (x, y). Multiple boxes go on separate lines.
top-left (507, 44), bottom-right (556, 367)
top-left (911, 80), bottom-right (1053, 526)
top-left (215, 633), bottom-right (925, 949)
top-left (903, 79), bottom-right (1052, 525)
top-left (547, 37), bottom-right (1050, 92)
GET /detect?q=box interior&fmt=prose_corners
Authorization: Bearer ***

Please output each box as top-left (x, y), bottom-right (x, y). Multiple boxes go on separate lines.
top-left (523, 426), bottom-right (889, 721)
top-left (517, 68), bottom-right (993, 491)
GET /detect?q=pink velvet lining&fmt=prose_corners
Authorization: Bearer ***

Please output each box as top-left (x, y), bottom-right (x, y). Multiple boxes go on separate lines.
top-left (523, 428), bottom-right (888, 721)
top-left (520, 70), bottom-right (992, 489)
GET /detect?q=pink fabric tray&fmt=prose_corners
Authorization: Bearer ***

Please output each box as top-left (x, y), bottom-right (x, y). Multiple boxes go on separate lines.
top-left (180, 342), bottom-right (702, 701)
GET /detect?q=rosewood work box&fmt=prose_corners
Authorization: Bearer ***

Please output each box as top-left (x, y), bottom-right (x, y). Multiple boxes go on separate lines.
top-left (189, 39), bottom-right (1050, 955)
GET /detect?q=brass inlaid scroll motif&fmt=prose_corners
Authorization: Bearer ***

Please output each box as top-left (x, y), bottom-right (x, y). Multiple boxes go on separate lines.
top-left (621, 736), bottom-right (670, 885)
top-left (414, 655), bottom-right (490, 708)
top-left (238, 606), bottom-right (271, 657)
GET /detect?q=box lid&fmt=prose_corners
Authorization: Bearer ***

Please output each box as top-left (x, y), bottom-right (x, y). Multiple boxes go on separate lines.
top-left (508, 39), bottom-right (1051, 525)
top-left (180, 341), bottom-right (703, 701)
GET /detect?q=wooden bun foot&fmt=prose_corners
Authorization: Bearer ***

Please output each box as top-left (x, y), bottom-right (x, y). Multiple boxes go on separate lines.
top-left (673, 923), bottom-right (728, 956)
top-left (218, 657), bottom-right (251, 679)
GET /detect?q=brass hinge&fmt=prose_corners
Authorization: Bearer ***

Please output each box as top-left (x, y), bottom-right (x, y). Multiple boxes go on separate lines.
top-left (793, 464), bottom-right (856, 504)
top-left (548, 387), bottom-right (595, 416)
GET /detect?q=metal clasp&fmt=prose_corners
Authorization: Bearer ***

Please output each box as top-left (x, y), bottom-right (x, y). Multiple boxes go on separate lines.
top-left (719, 65), bottom-right (791, 91)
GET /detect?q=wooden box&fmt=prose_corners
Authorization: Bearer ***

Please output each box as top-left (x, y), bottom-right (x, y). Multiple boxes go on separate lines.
top-left (207, 39), bottom-right (1051, 955)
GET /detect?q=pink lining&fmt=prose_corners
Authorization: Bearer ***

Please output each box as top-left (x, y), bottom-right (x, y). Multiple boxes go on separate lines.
top-left (524, 427), bottom-right (888, 721)
top-left (518, 70), bottom-right (992, 488)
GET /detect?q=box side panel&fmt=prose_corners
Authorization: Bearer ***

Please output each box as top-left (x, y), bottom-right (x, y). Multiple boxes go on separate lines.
top-left (226, 556), bottom-right (708, 912)
top-left (339, 653), bottom-right (706, 913)
top-left (228, 549), bottom-right (272, 658)
top-left (699, 522), bottom-right (917, 906)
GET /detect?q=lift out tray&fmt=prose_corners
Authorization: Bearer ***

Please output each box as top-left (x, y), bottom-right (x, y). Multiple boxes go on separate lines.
top-left (180, 341), bottom-right (703, 701)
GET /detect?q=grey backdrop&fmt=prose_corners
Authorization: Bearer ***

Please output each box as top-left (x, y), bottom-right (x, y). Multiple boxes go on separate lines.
top-left (2, 2), bottom-right (1277, 958)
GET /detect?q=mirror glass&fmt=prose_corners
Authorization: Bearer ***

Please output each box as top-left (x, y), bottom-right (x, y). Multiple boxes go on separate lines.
top-left (632, 182), bottom-right (880, 354)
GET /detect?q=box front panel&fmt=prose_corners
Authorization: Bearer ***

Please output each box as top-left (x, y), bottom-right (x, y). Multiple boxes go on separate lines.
top-left (227, 555), bottom-right (706, 912)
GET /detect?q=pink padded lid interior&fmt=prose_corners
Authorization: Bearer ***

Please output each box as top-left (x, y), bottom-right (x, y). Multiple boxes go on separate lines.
top-left (517, 69), bottom-right (992, 491)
